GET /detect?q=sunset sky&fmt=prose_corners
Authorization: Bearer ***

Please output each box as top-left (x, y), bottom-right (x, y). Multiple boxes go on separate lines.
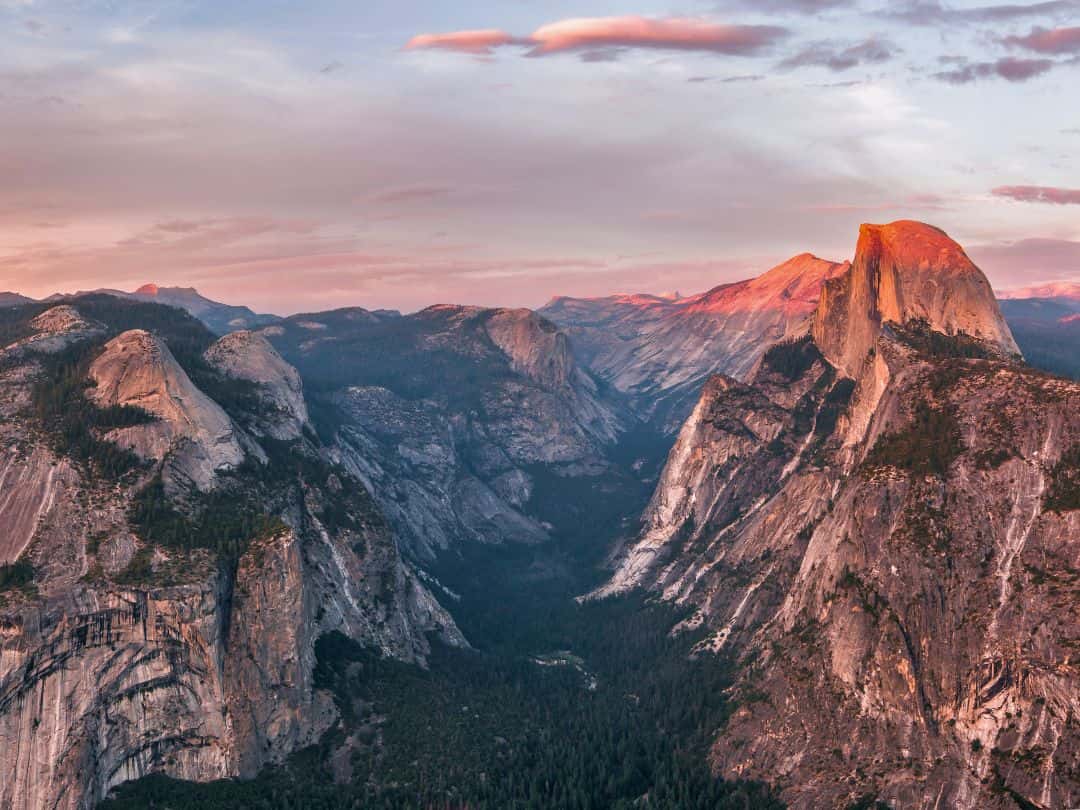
top-left (1, 0), bottom-right (1078, 314)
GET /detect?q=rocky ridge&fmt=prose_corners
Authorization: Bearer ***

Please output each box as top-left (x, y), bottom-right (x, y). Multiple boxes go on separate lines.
top-left (541, 253), bottom-right (849, 431)
top-left (599, 221), bottom-right (1080, 809)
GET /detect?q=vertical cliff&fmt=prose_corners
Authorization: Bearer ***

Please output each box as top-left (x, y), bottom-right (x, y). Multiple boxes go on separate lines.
top-left (812, 221), bottom-right (1019, 378)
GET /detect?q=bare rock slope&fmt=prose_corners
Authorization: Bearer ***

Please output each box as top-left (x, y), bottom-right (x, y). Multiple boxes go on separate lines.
top-left (89, 329), bottom-right (246, 492)
top-left (601, 221), bottom-right (1080, 809)
top-left (813, 220), bottom-right (1019, 377)
top-left (205, 330), bottom-right (311, 440)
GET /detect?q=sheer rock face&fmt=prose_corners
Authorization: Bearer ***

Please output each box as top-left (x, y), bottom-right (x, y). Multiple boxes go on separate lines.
top-left (1, 583), bottom-right (234, 810)
top-left (603, 222), bottom-right (1080, 809)
top-left (541, 254), bottom-right (848, 431)
top-left (205, 330), bottom-right (311, 440)
top-left (0, 315), bottom-right (463, 810)
top-left (88, 329), bottom-right (245, 492)
top-left (0, 446), bottom-right (77, 565)
top-left (812, 221), bottom-right (1020, 378)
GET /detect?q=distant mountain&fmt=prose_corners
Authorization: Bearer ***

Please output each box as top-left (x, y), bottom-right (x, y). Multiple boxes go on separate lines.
top-left (0, 292), bottom-right (35, 308)
top-left (541, 253), bottom-right (849, 432)
top-left (129, 284), bottom-right (281, 334)
top-left (48, 283), bottom-right (280, 335)
top-left (262, 304), bottom-right (637, 561)
top-left (997, 284), bottom-right (1080, 380)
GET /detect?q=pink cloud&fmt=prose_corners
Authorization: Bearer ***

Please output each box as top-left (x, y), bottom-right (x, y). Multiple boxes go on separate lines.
top-left (404, 30), bottom-right (522, 56)
top-left (527, 17), bottom-right (785, 56)
top-left (405, 17), bottom-right (787, 60)
top-left (992, 185), bottom-right (1080, 204)
top-left (1004, 25), bottom-right (1080, 53)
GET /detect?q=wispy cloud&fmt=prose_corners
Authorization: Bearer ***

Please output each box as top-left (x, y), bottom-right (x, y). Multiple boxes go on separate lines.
top-left (933, 56), bottom-right (1055, 82)
top-left (404, 30), bottom-right (523, 56)
top-left (1004, 25), bottom-right (1080, 54)
top-left (405, 17), bottom-right (788, 60)
top-left (992, 185), bottom-right (1080, 204)
top-left (779, 37), bottom-right (898, 71)
top-left (969, 237), bottom-right (1080, 285)
top-left (720, 0), bottom-right (856, 11)
top-left (371, 186), bottom-right (453, 205)
top-left (886, 0), bottom-right (1080, 25)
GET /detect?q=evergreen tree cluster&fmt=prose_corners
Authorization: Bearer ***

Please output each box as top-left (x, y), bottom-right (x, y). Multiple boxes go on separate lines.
top-left (31, 340), bottom-right (154, 479)
top-left (102, 596), bottom-right (784, 810)
top-left (762, 335), bottom-right (822, 382)
top-left (865, 397), bottom-right (964, 477)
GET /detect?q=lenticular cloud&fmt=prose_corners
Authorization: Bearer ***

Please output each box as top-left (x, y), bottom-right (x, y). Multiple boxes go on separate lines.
top-left (406, 16), bottom-right (787, 58)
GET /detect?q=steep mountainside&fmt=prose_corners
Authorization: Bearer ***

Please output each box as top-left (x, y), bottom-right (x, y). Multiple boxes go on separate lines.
top-left (541, 253), bottom-right (848, 431)
top-left (88, 329), bottom-right (246, 493)
top-left (0, 297), bottom-right (460, 810)
top-left (812, 221), bottom-right (1019, 378)
top-left (262, 304), bottom-right (634, 560)
top-left (600, 221), bottom-right (1080, 809)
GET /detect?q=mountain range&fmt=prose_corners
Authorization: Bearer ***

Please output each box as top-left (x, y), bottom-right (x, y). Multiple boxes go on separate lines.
top-left (0, 221), bottom-right (1077, 810)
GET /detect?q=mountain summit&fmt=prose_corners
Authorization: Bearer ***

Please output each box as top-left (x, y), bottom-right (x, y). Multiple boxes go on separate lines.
top-left (813, 220), bottom-right (1019, 377)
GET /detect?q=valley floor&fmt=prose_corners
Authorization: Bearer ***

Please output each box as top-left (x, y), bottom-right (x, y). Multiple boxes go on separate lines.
top-left (98, 430), bottom-right (785, 810)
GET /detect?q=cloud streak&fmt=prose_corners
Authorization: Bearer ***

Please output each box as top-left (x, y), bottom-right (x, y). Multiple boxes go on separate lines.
top-left (404, 30), bottom-right (523, 56)
top-left (723, 0), bottom-right (855, 11)
top-left (933, 56), bottom-right (1055, 83)
top-left (405, 17), bottom-right (788, 59)
top-left (887, 0), bottom-right (1080, 25)
top-left (992, 185), bottom-right (1080, 204)
top-left (779, 38), bottom-right (898, 71)
top-left (1004, 25), bottom-right (1080, 54)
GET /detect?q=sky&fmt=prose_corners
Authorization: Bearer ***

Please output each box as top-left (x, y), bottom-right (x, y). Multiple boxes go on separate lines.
top-left (1, 0), bottom-right (1078, 315)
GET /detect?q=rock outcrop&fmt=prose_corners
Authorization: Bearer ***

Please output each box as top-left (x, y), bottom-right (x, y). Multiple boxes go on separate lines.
top-left (542, 253), bottom-right (849, 431)
top-left (88, 329), bottom-right (245, 492)
top-left (205, 330), bottom-right (311, 440)
top-left (4, 305), bottom-right (103, 357)
top-left (601, 222), bottom-right (1080, 809)
top-left (813, 221), bottom-right (1019, 377)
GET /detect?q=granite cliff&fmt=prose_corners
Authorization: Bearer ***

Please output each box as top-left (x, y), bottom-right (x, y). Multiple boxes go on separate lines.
top-left (599, 221), bottom-right (1080, 809)
top-left (0, 298), bottom-right (461, 810)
